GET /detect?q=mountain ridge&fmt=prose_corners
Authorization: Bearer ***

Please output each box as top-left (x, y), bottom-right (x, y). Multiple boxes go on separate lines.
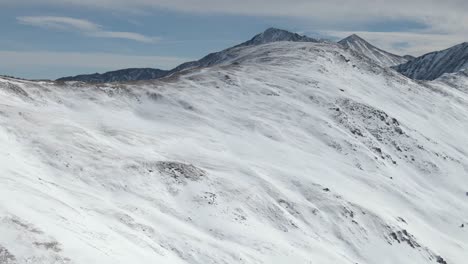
top-left (394, 42), bottom-right (468, 80)
top-left (57, 28), bottom-right (319, 83)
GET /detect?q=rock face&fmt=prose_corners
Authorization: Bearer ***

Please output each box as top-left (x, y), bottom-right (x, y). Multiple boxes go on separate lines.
top-left (56, 28), bottom-right (319, 83)
top-left (338, 34), bottom-right (409, 67)
top-left (394, 42), bottom-right (468, 80)
top-left (1, 39), bottom-right (468, 264)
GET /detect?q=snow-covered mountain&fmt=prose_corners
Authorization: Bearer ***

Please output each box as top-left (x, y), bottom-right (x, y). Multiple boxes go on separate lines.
top-left (169, 28), bottom-right (319, 74)
top-left (57, 28), bottom-right (319, 83)
top-left (339, 34), bottom-right (410, 67)
top-left (57, 68), bottom-right (169, 83)
top-left (1, 40), bottom-right (467, 264)
top-left (394, 42), bottom-right (468, 80)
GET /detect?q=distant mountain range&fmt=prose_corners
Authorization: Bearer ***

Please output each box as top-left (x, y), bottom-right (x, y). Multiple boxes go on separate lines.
top-left (57, 28), bottom-right (468, 83)
top-left (57, 68), bottom-right (169, 83)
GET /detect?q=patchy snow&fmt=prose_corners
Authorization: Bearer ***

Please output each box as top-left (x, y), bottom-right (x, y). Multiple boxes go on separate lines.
top-left (0, 42), bottom-right (467, 264)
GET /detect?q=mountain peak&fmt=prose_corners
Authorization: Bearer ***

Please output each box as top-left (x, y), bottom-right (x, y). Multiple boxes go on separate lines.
top-left (345, 34), bottom-right (365, 41)
top-left (240, 27), bottom-right (318, 47)
top-left (338, 34), bottom-right (408, 67)
top-left (338, 34), bottom-right (371, 46)
top-left (263, 27), bottom-right (287, 34)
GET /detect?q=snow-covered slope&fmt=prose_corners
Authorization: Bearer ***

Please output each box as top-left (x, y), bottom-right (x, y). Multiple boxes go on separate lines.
top-left (1, 41), bottom-right (467, 264)
top-left (339, 34), bottom-right (409, 67)
top-left (394, 42), bottom-right (468, 80)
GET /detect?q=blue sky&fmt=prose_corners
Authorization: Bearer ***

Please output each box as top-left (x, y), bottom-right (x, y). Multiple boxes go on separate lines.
top-left (0, 0), bottom-right (466, 79)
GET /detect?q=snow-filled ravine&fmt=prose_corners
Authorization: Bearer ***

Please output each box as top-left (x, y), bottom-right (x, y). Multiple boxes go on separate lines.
top-left (0, 41), bottom-right (467, 264)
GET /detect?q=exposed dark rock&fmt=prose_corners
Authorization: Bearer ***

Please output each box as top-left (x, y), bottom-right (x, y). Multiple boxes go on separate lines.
top-left (0, 245), bottom-right (16, 264)
top-left (436, 255), bottom-right (448, 264)
top-left (156, 161), bottom-right (206, 183)
top-left (389, 229), bottom-right (421, 248)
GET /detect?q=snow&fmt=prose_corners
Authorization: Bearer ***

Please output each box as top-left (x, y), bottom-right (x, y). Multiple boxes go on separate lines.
top-left (0, 42), bottom-right (467, 264)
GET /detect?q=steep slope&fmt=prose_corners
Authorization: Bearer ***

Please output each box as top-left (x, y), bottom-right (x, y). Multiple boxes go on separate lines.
top-left (339, 34), bottom-right (409, 67)
top-left (57, 28), bottom-right (319, 83)
top-left (1, 42), bottom-right (467, 264)
top-left (57, 68), bottom-right (169, 83)
top-left (394, 42), bottom-right (468, 80)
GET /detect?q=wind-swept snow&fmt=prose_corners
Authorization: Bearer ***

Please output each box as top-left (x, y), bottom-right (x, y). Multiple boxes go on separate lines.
top-left (0, 41), bottom-right (467, 264)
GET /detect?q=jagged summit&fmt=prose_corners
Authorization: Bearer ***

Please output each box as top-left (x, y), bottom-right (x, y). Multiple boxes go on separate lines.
top-left (394, 42), bottom-right (468, 80)
top-left (339, 34), bottom-right (409, 67)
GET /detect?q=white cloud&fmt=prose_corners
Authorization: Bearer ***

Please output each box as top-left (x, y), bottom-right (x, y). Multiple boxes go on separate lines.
top-left (17, 16), bottom-right (99, 31)
top-left (17, 16), bottom-right (159, 43)
top-left (87, 31), bottom-right (159, 43)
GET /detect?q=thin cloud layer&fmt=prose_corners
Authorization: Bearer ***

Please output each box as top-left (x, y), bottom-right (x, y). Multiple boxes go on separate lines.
top-left (17, 16), bottom-right (159, 43)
